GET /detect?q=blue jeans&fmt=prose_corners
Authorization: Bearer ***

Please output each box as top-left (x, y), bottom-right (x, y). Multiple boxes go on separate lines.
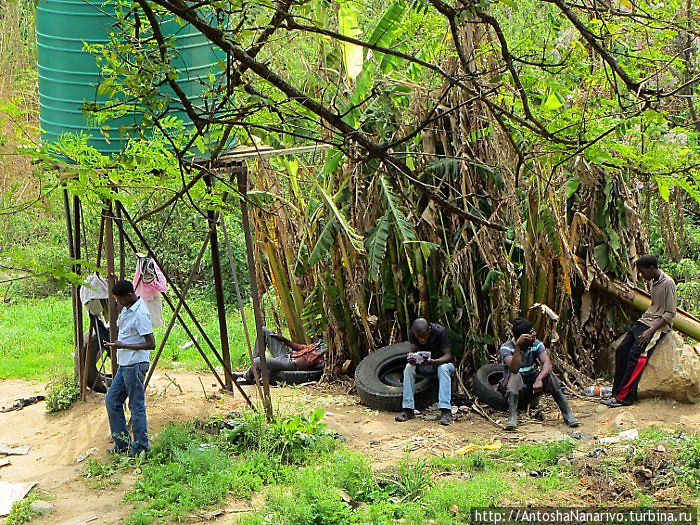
top-left (402, 362), bottom-right (455, 410)
top-left (105, 362), bottom-right (149, 454)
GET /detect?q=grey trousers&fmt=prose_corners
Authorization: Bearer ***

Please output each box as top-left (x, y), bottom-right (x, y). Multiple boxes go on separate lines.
top-left (245, 327), bottom-right (296, 381)
top-left (498, 369), bottom-right (562, 400)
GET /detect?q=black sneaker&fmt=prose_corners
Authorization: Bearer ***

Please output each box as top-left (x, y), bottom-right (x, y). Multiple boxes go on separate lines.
top-left (395, 409), bottom-right (415, 422)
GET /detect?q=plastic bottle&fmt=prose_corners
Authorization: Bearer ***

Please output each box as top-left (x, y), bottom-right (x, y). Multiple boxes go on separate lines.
top-left (583, 385), bottom-right (613, 398)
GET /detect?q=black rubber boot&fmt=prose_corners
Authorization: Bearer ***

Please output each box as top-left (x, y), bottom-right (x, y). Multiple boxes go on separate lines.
top-left (552, 388), bottom-right (580, 427)
top-left (505, 392), bottom-right (518, 430)
top-left (395, 408), bottom-right (415, 422)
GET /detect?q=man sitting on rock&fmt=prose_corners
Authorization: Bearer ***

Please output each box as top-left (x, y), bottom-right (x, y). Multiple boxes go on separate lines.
top-left (604, 255), bottom-right (677, 407)
top-left (499, 318), bottom-right (579, 430)
top-left (395, 318), bottom-right (455, 426)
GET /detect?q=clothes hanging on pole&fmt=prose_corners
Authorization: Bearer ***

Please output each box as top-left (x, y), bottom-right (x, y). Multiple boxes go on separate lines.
top-left (143, 294), bottom-right (164, 327)
top-left (79, 273), bottom-right (109, 315)
top-left (133, 253), bottom-right (167, 327)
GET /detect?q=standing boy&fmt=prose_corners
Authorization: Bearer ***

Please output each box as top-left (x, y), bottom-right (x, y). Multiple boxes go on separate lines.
top-left (104, 280), bottom-right (155, 456)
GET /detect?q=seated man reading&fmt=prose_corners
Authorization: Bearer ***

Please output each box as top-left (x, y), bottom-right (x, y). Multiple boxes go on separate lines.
top-left (395, 318), bottom-right (455, 426)
top-left (499, 318), bottom-right (579, 430)
top-left (238, 327), bottom-right (325, 384)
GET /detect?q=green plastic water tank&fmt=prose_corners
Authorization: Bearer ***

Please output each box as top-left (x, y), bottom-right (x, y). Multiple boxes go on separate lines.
top-left (37, 0), bottom-right (221, 155)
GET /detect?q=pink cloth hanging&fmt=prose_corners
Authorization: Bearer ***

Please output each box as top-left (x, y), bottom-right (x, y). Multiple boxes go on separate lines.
top-left (133, 254), bottom-right (168, 300)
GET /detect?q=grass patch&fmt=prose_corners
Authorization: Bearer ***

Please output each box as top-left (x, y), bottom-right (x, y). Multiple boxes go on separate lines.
top-left (0, 296), bottom-right (258, 380)
top-left (0, 298), bottom-right (74, 380)
top-left (6, 492), bottom-right (41, 525)
top-left (82, 457), bottom-right (128, 489)
top-left (80, 416), bottom-right (700, 524)
top-left (120, 410), bottom-right (337, 524)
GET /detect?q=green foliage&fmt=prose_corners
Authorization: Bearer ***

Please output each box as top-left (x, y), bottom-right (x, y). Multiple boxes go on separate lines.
top-left (0, 298), bottom-right (73, 380)
top-left (0, 191), bottom-right (79, 299)
top-left (242, 452), bottom-right (511, 525)
top-left (45, 371), bottom-right (79, 413)
top-left (380, 459), bottom-right (433, 503)
top-left (82, 458), bottom-right (124, 489)
top-left (121, 412), bottom-right (339, 524)
top-left (220, 408), bottom-right (336, 464)
top-left (675, 434), bottom-right (700, 491)
top-left (498, 439), bottom-right (576, 470)
top-left (6, 493), bottom-right (40, 525)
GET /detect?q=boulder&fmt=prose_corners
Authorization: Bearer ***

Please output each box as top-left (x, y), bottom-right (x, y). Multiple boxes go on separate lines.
top-left (597, 331), bottom-right (700, 404)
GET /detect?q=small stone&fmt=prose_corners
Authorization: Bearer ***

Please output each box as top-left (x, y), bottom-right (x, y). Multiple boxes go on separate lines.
top-left (29, 500), bottom-right (55, 515)
top-left (76, 447), bottom-right (99, 464)
top-left (557, 457), bottom-right (571, 466)
top-left (595, 405), bottom-right (607, 414)
top-left (613, 411), bottom-right (636, 428)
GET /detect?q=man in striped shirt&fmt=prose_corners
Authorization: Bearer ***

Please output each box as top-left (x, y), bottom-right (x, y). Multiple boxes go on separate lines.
top-left (499, 318), bottom-right (579, 430)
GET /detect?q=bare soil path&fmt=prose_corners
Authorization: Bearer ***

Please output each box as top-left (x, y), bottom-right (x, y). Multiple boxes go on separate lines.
top-left (1, 372), bottom-right (697, 524)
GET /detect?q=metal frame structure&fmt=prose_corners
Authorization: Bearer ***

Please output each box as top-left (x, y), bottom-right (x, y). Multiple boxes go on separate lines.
top-left (64, 144), bottom-right (329, 419)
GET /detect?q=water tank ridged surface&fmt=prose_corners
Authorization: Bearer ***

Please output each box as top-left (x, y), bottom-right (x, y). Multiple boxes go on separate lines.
top-left (37, 0), bottom-right (220, 155)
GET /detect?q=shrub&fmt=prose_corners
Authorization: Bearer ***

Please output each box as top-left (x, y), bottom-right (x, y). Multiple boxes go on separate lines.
top-left (220, 408), bottom-right (336, 463)
top-left (45, 372), bottom-right (79, 413)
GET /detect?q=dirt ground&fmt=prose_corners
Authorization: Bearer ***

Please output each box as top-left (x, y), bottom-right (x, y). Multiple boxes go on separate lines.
top-left (1, 371), bottom-right (698, 524)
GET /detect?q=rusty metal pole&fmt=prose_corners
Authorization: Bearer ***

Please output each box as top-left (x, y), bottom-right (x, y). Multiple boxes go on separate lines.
top-left (73, 195), bottom-right (86, 400)
top-left (237, 165), bottom-right (274, 420)
top-left (63, 188), bottom-right (80, 385)
top-left (104, 202), bottom-right (118, 377)
top-left (116, 204), bottom-right (126, 280)
top-left (205, 175), bottom-right (234, 391)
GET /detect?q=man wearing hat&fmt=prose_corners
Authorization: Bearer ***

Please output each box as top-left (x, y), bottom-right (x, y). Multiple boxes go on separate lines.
top-left (498, 317), bottom-right (579, 430)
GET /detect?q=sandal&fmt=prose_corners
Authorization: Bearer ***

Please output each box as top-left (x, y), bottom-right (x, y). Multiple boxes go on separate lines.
top-left (602, 397), bottom-right (625, 408)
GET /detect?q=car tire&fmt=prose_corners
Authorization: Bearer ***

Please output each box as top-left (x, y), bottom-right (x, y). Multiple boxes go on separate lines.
top-left (472, 363), bottom-right (508, 411)
top-left (355, 342), bottom-right (438, 412)
top-left (270, 368), bottom-right (324, 385)
top-left (472, 363), bottom-right (534, 411)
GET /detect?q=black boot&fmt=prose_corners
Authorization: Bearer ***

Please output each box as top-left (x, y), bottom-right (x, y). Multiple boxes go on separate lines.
top-left (552, 388), bottom-right (580, 427)
top-left (505, 392), bottom-right (518, 430)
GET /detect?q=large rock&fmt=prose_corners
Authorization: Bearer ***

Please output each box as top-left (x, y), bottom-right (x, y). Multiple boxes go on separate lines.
top-left (597, 331), bottom-right (700, 403)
